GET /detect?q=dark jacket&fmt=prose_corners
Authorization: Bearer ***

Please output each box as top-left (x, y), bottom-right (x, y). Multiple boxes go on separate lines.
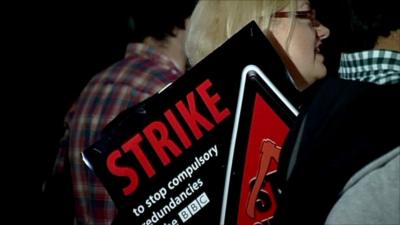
top-left (272, 77), bottom-right (400, 224)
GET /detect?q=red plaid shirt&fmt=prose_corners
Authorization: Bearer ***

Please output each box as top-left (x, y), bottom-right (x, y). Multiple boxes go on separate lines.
top-left (52, 43), bottom-right (183, 224)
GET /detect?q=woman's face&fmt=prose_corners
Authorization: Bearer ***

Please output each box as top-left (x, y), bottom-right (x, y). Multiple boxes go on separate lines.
top-left (269, 0), bottom-right (330, 87)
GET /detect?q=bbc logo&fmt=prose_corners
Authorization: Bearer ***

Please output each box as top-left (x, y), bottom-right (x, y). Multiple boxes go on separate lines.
top-left (178, 192), bottom-right (210, 223)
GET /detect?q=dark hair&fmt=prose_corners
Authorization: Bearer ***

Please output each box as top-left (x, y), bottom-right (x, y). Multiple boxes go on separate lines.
top-left (127, 1), bottom-right (198, 42)
top-left (342, 0), bottom-right (400, 52)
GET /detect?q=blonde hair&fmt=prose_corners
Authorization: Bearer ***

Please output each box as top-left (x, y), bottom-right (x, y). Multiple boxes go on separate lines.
top-left (185, 0), bottom-right (296, 65)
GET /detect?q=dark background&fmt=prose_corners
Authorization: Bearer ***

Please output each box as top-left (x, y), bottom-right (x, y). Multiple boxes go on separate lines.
top-left (35, 12), bottom-right (132, 192)
top-left (19, 10), bottom-right (132, 223)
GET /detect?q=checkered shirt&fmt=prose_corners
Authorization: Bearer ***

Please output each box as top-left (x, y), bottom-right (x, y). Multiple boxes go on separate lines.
top-left (339, 50), bottom-right (400, 84)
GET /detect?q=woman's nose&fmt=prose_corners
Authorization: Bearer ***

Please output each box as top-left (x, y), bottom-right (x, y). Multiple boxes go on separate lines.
top-left (316, 23), bottom-right (330, 40)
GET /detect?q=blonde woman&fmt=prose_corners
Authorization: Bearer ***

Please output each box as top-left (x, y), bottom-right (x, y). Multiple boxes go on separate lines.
top-left (186, 0), bottom-right (330, 91)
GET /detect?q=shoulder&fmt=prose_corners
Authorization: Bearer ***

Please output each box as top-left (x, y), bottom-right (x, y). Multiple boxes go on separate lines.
top-left (295, 77), bottom-right (400, 166)
top-left (325, 147), bottom-right (400, 225)
top-left (305, 77), bottom-right (399, 122)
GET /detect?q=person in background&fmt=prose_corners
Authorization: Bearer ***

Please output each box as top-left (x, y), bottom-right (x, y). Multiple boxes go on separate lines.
top-left (43, 1), bottom-right (198, 224)
top-left (273, 0), bottom-right (399, 224)
top-left (338, 0), bottom-right (399, 85)
top-left (185, 0), bottom-right (330, 91)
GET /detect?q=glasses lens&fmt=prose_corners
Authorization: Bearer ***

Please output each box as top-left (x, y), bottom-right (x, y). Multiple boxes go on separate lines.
top-left (273, 9), bottom-right (320, 27)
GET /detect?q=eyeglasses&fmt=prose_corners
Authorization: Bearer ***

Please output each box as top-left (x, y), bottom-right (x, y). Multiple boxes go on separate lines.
top-left (273, 9), bottom-right (320, 27)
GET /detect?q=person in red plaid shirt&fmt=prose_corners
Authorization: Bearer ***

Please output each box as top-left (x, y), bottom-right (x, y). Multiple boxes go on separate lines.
top-left (44, 2), bottom-right (198, 224)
